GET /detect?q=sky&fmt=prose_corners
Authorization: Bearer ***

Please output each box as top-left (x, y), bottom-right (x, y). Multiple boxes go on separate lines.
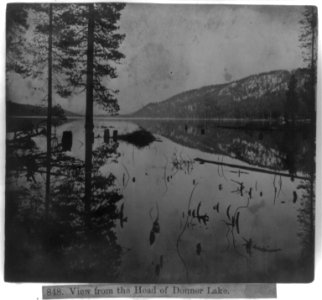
top-left (7, 3), bottom-right (306, 114)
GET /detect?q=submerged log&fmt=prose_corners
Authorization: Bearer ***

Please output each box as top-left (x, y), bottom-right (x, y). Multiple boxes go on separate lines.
top-left (194, 157), bottom-right (309, 180)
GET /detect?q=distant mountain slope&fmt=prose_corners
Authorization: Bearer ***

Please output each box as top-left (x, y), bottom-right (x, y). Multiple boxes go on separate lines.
top-left (132, 68), bottom-right (310, 119)
top-left (6, 101), bottom-right (79, 117)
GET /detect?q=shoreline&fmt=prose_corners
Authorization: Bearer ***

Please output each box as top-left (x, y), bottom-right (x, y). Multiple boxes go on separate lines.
top-left (7, 115), bottom-right (313, 123)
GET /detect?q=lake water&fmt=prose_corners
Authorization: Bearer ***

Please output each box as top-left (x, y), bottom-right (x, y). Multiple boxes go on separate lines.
top-left (5, 118), bottom-right (315, 283)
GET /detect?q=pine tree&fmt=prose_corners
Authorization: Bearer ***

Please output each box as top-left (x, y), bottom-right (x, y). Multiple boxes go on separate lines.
top-left (8, 4), bottom-right (73, 214)
top-left (57, 3), bottom-right (125, 112)
top-left (298, 6), bottom-right (317, 262)
top-left (7, 3), bottom-right (126, 217)
top-left (57, 3), bottom-right (126, 217)
top-left (299, 6), bottom-right (317, 123)
top-left (46, 4), bottom-right (53, 215)
top-left (6, 4), bottom-right (29, 73)
top-left (26, 4), bottom-right (60, 215)
top-left (6, 4), bottom-right (55, 214)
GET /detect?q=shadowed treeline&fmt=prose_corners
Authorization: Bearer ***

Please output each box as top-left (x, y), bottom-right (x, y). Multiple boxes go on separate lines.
top-left (5, 124), bottom-right (125, 282)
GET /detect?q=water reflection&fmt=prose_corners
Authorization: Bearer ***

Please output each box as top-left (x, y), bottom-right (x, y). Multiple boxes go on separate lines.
top-left (5, 118), bottom-right (315, 283)
top-left (6, 122), bottom-right (124, 282)
top-left (134, 119), bottom-right (313, 175)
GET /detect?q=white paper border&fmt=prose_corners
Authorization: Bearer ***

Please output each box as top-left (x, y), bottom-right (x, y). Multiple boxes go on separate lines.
top-left (0, 1), bottom-right (321, 299)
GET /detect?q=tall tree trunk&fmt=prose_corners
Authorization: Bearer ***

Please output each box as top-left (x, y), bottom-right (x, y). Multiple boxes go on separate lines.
top-left (311, 12), bottom-right (316, 126)
top-left (84, 3), bottom-right (94, 223)
top-left (309, 9), bottom-right (316, 266)
top-left (309, 8), bottom-right (316, 275)
top-left (45, 4), bottom-right (53, 216)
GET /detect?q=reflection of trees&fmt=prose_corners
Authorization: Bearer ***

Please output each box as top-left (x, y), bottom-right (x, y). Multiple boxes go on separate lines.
top-left (7, 133), bottom-right (45, 183)
top-left (278, 124), bottom-right (315, 281)
top-left (225, 139), bottom-right (284, 170)
top-left (171, 151), bottom-right (194, 175)
top-left (295, 126), bottom-right (315, 282)
top-left (279, 125), bottom-right (301, 176)
top-left (6, 128), bottom-right (124, 282)
top-left (296, 178), bottom-right (314, 282)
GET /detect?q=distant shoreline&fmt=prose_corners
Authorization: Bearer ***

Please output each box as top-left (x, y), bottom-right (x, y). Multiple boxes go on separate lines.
top-left (7, 115), bottom-right (312, 123)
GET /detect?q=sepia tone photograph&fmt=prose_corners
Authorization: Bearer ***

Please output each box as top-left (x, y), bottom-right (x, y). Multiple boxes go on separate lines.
top-left (5, 2), bottom-right (317, 284)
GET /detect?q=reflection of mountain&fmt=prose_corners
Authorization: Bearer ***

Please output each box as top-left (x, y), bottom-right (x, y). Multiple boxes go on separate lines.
top-left (133, 69), bottom-right (310, 119)
top-left (134, 120), bottom-right (313, 174)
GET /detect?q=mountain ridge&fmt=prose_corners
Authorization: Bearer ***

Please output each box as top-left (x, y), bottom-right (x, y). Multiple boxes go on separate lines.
top-left (132, 68), bottom-right (310, 119)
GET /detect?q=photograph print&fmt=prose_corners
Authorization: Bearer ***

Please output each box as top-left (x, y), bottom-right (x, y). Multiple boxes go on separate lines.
top-left (5, 2), bottom-right (317, 283)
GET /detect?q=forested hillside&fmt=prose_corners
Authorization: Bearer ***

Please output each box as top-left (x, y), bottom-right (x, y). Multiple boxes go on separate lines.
top-left (133, 68), bottom-right (311, 119)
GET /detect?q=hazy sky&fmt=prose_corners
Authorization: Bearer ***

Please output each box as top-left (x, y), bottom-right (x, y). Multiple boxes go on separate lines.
top-left (7, 4), bottom-right (306, 114)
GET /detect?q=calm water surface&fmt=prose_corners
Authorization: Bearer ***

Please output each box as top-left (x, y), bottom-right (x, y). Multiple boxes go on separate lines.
top-left (6, 118), bottom-right (314, 283)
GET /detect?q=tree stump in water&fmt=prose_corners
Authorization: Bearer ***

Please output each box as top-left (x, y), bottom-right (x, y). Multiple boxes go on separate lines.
top-left (62, 131), bottom-right (73, 151)
top-left (104, 129), bottom-right (110, 143)
top-left (113, 130), bottom-right (118, 142)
